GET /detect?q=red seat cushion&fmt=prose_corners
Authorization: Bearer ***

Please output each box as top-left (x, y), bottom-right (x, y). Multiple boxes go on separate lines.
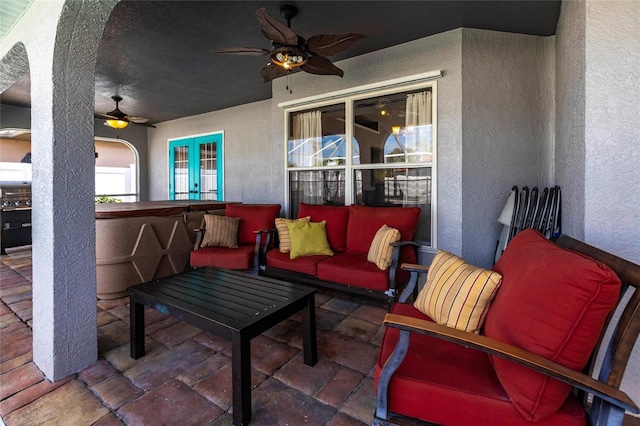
top-left (190, 245), bottom-right (255, 270)
top-left (225, 204), bottom-right (281, 246)
top-left (297, 203), bottom-right (350, 251)
top-left (485, 229), bottom-right (622, 421)
top-left (265, 249), bottom-right (331, 276)
top-left (345, 205), bottom-right (420, 264)
top-left (376, 303), bottom-right (587, 426)
top-left (316, 252), bottom-right (394, 292)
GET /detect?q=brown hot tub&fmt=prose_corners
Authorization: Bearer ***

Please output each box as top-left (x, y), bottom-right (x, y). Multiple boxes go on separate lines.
top-left (95, 200), bottom-right (230, 299)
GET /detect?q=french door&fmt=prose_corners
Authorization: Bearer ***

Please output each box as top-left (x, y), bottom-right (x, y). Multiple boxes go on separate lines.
top-left (169, 133), bottom-right (224, 200)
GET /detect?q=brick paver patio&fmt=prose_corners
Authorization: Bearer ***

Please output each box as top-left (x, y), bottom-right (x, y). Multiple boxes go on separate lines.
top-left (0, 246), bottom-right (410, 425)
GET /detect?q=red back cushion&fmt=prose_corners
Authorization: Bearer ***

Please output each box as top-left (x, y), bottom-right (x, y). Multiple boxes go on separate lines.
top-left (484, 229), bottom-right (621, 421)
top-left (297, 203), bottom-right (350, 251)
top-left (225, 204), bottom-right (281, 246)
top-left (346, 205), bottom-right (421, 266)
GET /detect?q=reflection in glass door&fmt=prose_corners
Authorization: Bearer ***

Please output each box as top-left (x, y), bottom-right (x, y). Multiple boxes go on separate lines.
top-left (169, 133), bottom-right (224, 200)
top-left (170, 145), bottom-right (190, 200)
top-left (199, 141), bottom-right (218, 200)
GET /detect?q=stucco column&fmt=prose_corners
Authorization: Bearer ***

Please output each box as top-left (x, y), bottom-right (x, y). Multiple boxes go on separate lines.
top-left (27, 0), bottom-right (118, 380)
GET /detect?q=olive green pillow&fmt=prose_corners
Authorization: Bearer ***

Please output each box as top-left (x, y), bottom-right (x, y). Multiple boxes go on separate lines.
top-left (286, 220), bottom-right (334, 259)
top-left (275, 216), bottom-right (311, 253)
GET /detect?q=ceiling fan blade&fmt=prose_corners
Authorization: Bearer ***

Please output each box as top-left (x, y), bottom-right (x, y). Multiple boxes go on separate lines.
top-left (132, 122), bottom-right (156, 128)
top-left (256, 7), bottom-right (298, 45)
top-left (95, 113), bottom-right (115, 120)
top-left (106, 108), bottom-right (127, 120)
top-left (306, 33), bottom-right (368, 57)
top-left (260, 64), bottom-right (289, 82)
top-left (209, 47), bottom-right (270, 56)
top-left (301, 56), bottom-right (344, 77)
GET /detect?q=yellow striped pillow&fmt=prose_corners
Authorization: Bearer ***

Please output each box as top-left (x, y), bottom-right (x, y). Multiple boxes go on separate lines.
top-left (201, 215), bottom-right (241, 248)
top-left (275, 216), bottom-right (311, 253)
top-left (414, 251), bottom-right (503, 333)
top-left (367, 225), bottom-right (401, 270)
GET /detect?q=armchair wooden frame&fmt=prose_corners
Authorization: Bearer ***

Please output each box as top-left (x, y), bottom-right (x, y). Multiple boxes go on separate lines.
top-left (375, 234), bottom-right (640, 425)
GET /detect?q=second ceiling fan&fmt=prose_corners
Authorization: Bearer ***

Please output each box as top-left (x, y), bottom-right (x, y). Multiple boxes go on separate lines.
top-left (97, 96), bottom-right (155, 129)
top-left (211, 5), bottom-right (367, 82)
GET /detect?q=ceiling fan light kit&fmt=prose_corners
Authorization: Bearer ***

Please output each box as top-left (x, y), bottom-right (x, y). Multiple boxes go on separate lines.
top-left (270, 46), bottom-right (308, 70)
top-left (105, 118), bottom-right (129, 129)
top-left (104, 96), bottom-right (130, 129)
top-left (211, 5), bottom-right (366, 82)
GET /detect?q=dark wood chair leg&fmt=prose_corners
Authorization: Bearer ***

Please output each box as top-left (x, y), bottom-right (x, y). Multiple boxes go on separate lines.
top-left (130, 299), bottom-right (145, 359)
top-left (232, 332), bottom-right (252, 426)
top-left (302, 295), bottom-right (318, 366)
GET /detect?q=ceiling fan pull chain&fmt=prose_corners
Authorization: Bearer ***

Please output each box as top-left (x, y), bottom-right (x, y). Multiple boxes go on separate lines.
top-left (286, 75), bottom-right (292, 94)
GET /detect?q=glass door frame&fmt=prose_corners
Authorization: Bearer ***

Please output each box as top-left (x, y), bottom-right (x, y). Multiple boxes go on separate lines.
top-left (168, 132), bottom-right (224, 200)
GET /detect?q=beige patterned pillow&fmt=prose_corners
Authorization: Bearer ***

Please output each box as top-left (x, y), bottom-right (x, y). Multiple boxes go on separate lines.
top-left (414, 250), bottom-right (503, 333)
top-left (367, 225), bottom-right (401, 270)
top-left (275, 216), bottom-right (310, 253)
top-left (201, 215), bottom-right (241, 248)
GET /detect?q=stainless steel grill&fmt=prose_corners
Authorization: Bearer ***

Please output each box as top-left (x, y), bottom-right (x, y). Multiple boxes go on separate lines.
top-left (0, 181), bottom-right (32, 254)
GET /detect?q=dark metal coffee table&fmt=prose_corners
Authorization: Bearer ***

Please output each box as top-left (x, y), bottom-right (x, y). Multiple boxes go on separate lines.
top-left (128, 267), bottom-right (317, 426)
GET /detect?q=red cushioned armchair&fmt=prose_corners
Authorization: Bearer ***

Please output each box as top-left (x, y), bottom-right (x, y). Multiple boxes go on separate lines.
top-left (375, 230), bottom-right (640, 426)
top-left (190, 203), bottom-right (281, 271)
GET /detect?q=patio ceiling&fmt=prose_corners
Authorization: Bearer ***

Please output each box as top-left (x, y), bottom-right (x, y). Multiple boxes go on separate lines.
top-left (0, 0), bottom-right (561, 126)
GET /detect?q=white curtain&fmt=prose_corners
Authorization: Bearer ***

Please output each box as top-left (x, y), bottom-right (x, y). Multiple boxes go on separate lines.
top-left (404, 91), bottom-right (433, 162)
top-left (405, 91), bottom-right (432, 127)
top-left (290, 111), bottom-right (324, 205)
top-left (291, 111), bottom-right (323, 167)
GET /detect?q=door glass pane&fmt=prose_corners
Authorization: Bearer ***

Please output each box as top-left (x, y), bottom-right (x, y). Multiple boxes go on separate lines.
top-left (354, 167), bottom-right (431, 243)
top-left (288, 104), bottom-right (346, 167)
top-left (199, 142), bottom-right (217, 200)
top-left (173, 146), bottom-right (189, 200)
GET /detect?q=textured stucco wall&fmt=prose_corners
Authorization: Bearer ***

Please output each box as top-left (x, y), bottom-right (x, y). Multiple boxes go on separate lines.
top-left (584, 0), bottom-right (640, 407)
top-left (555, 0), bottom-right (586, 241)
top-left (148, 99), bottom-right (279, 204)
top-left (0, 104), bottom-right (32, 129)
top-left (0, 0), bottom-right (119, 380)
top-left (556, 0), bottom-right (640, 410)
top-left (584, 1), bottom-right (640, 262)
top-left (460, 29), bottom-right (555, 267)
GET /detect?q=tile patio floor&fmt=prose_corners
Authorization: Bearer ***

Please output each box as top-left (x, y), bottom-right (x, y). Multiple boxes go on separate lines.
top-left (0, 246), bottom-right (426, 426)
top-left (4, 246), bottom-right (638, 426)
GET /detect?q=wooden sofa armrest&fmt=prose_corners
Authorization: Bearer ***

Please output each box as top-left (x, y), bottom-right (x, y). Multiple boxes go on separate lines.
top-left (382, 313), bottom-right (639, 414)
top-left (400, 262), bottom-right (428, 273)
top-left (392, 263), bottom-right (429, 303)
top-left (193, 228), bottom-right (205, 250)
top-left (254, 228), bottom-right (277, 271)
top-left (386, 241), bottom-right (422, 297)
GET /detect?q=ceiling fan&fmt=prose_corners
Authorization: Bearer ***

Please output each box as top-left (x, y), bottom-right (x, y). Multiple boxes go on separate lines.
top-left (97, 96), bottom-right (155, 129)
top-left (211, 5), bottom-right (367, 82)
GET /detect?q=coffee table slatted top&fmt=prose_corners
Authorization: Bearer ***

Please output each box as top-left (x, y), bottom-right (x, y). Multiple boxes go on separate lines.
top-left (131, 267), bottom-right (315, 332)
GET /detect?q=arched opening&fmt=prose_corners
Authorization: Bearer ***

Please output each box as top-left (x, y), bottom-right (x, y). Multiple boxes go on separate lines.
top-left (0, 130), bottom-right (140, 202)
top-left (94, 138), bottom-right (139, 202)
